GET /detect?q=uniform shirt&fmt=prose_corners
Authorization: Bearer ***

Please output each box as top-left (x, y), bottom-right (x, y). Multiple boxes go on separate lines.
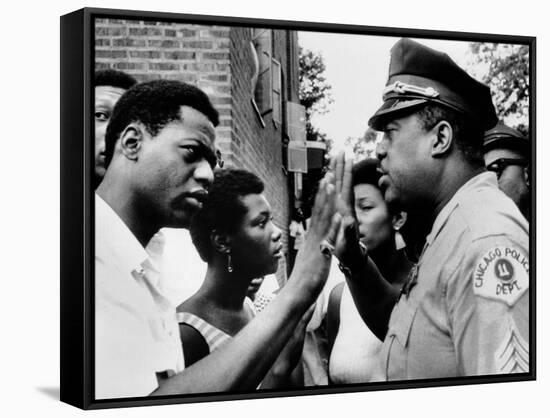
top-left (95, 195), bottom-right (184, 399)
top-left (381, 172), bottom-right (529, 380)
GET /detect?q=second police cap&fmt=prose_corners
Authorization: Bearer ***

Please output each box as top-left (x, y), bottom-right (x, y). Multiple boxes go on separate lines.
top-left (368, 38), bottom-right (498, 131)
top-left (484, 122), bottom-right (529, 155)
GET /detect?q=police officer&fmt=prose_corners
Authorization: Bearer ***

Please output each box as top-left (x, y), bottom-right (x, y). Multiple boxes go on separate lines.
top-left (484, 122), bottom-right (530, 219)
top-left (332, 38), bottom-right (529, 380)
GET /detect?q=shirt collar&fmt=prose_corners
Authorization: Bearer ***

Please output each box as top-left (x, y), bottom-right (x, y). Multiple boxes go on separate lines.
top-left (425, 171), bottom-right (498, 247)
top-left (95, 193), bottom-right (149, 275)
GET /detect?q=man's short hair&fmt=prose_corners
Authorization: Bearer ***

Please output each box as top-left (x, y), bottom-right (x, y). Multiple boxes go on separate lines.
top-left (415, 103), bottom-right (485, 165)
top-left (104, 79), bottom-right (220, 166)
top-left (94, 69), bottom-right (137, 90)
top-left (191, 169), bottom-right (264, 263)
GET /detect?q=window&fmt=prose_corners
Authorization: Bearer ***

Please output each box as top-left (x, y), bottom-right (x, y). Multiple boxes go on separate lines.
top-left (250, 29), bottom-right (285, 129)
top-left (271, 58), bottom-right (282, 125)
top-left (251, 29), bottom-right (273, 119)
top-left (286, 101), bottom-right (307, 173)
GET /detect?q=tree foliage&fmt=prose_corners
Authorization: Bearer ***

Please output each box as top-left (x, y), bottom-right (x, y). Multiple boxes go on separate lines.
top-left (467, 43), bottom-right (529, 136)
top-left (296, 48), bottom-right (334, 220)
top-left (344, 127), bottom-right (379, 162)
top-left (299, 47), bottom-right (334, 143)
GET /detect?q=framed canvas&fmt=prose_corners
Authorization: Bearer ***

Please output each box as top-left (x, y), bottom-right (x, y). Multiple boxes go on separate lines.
top-left (60, 7), bottom-right (535, 410)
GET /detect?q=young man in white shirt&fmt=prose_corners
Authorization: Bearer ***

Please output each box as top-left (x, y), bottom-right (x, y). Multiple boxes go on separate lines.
top-left (95, 79), bottom-right (338, 399)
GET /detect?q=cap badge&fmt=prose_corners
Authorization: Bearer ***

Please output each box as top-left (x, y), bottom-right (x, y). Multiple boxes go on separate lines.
top-left (383, 81), bottom-right (440, 98)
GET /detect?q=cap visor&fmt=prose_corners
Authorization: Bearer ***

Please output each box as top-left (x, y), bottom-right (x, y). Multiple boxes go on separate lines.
top-left (483, 136), bottom-right (530, 154)
top-left (368, 98), bottom-right (428, 130)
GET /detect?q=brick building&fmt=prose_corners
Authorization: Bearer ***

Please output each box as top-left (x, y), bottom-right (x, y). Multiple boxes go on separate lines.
top-left (95, 18), bottom-right (306, 279)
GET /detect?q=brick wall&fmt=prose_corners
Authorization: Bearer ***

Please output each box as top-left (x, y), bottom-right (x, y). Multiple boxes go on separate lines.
top-left (228, 27), bottom-right (291, 278)
top-left (95, 19), bottom-right (300, 278)
top-left (95, 19), bottom-right (233, 148)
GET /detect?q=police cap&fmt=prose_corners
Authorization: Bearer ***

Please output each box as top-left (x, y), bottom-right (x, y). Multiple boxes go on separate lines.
top-left (369, 38), bottom-right (498, 131)
top-left (484, 122), bottom-right (529, 156)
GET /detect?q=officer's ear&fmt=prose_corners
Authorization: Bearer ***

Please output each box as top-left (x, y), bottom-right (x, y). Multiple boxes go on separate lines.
top-left (524, 165), bottom-right (530, 187)
top-left (118, 123), bottom-right (144, 161)
top-left (430, 120), bottom-right (454, 157)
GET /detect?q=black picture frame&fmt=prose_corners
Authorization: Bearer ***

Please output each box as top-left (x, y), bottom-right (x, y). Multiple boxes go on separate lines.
top-left (60, 7), bottom-right (536, 410)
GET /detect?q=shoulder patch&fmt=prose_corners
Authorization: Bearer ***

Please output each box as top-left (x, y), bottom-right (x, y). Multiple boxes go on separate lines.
top-left (473, 246), bottom-right (529, 306)
top-left (495, 322), bottom-right (529, 374)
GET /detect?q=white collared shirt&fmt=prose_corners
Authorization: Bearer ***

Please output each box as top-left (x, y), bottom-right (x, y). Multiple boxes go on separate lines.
top-left (149, 228), bottom-right (207, 307)
top-left (94, 195), bottom-right (184, 399)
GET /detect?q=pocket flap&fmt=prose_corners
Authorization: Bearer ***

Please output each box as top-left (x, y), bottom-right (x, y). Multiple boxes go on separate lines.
top-left (387, 302), bottom-right (418, 347)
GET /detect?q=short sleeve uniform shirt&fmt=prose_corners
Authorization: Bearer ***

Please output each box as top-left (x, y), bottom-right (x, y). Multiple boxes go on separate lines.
top-left (380, 172), bottom-right (529, 380)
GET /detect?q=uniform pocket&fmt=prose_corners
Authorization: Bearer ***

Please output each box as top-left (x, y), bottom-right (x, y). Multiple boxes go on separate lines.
top-left (387, 302), bottom-right (418, 348)
top-left (384, 302), bottom-right (419, 380)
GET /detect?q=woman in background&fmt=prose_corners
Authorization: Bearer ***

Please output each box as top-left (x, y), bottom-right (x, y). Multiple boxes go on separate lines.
top-left (327, 158), bottom-right (413, 383)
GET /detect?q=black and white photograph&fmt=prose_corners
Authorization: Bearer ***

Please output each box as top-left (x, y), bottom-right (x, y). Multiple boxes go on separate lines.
top-left (58, 3), bottom-right (536, 412)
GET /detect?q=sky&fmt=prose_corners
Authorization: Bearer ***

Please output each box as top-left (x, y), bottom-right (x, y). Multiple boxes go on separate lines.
top-left (297, 32), bottom-right (480, 153)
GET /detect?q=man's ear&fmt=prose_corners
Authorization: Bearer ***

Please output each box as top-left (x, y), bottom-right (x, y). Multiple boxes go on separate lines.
top-left (211, 230), bottom-right (232, 255)
top-left (119, 123), bottom-right (143, 161)
top-left (430, 120), bottom-right (454, 157)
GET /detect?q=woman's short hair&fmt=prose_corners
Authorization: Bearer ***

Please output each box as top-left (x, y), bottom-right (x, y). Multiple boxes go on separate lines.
top-left (190, 169), bottom-right (264, 262)
top-left (352, 158), bottom-right (382, 187)
top-left (352, 158), bottom-right (404, 216)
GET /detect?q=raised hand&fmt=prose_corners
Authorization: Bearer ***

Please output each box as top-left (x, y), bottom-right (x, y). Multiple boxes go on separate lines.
top-left (331, 150), bottom-right (354, 218)
top-left (327, 152), bottom-right (365, 267)
top-left (291, 173), bottom-right (340, 297)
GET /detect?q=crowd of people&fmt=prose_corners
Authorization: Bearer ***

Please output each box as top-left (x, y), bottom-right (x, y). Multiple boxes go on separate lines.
top-left (93, 37), bottom-right (530, 399)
